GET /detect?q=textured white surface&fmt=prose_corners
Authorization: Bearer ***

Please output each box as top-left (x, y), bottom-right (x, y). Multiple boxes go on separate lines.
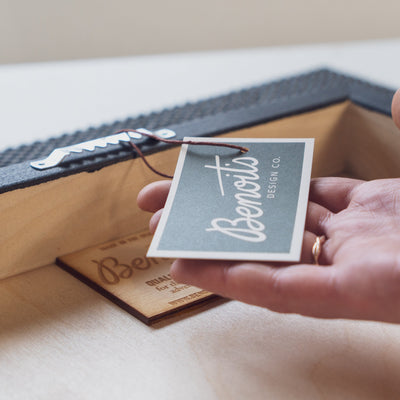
top-left (2, 264), bottom-right (400, 400)
top-left (1, 39), bottom-right (400, 152)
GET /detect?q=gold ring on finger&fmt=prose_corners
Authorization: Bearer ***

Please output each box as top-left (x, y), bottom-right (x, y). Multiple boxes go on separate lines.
top-left (312, 235), bottom-right (326, 265)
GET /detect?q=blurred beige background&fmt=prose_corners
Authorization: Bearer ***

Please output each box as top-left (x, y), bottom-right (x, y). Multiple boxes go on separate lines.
top-left (1, 0), bottom-right (400, 65)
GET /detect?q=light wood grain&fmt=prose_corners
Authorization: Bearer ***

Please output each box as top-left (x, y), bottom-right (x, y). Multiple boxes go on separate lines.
top-left (0, 102), bottom-right (352, 279)
top-left (57, 230), bottom-right (214, 324)
top-left (2, 102), bottom-right (400, 281)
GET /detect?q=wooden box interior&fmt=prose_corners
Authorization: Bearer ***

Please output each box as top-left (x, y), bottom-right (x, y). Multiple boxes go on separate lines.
top-left (1, 100), bottom-right (400, 280)
top-left (4, 100), bottom-right (400, 400)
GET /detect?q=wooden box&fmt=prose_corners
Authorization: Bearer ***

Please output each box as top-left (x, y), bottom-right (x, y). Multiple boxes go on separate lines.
top-left (2, 69), bottom-right (400, 399)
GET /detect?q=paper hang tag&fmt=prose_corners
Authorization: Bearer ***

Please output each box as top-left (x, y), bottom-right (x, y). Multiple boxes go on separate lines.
top-left (56, 230), bottom-right (215, 325)
top-left (148, 138), bottom-right (314, 262)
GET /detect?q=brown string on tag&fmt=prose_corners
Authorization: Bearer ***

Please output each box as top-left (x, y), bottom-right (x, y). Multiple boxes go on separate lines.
top-left (114, 129), bottom-right (249, 179)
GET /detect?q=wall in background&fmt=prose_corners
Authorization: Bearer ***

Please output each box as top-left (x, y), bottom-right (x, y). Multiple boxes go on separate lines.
top-left (1, 0), bottom-right (400, 64)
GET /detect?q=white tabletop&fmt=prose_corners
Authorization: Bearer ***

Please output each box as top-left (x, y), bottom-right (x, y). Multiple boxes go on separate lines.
top-left (1, 38), bottom-right (400, 153)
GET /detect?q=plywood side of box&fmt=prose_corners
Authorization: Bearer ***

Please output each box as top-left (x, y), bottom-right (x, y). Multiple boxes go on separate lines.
top-left (341, 103), bottom-right (400, 180)
top-left (0, 102), bottom-right (351, 280)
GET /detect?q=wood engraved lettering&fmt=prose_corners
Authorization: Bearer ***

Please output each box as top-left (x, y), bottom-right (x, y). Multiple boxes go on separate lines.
top-left (57, 230), bottom-right (216, 324)
top-left (131, 256), bottom-right (151, 270)
top-left (92, 257), bottom-right (132, 285)
top-left (92, 256), bottom-right (170, 285)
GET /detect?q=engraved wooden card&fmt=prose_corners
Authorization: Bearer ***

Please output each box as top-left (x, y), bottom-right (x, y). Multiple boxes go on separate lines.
top-left (57, 230), bottom-right (215, 324)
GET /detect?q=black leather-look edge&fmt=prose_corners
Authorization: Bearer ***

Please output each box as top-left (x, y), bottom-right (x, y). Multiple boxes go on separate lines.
top-left (0, 68), bottom-right (395, 194)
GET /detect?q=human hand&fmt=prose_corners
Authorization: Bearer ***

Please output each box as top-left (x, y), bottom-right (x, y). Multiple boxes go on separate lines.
top-left (136, 91), bottom-right (400, 323)
top-left (392, 88), bottom-right (400, 128)
top-left (138, 178), bottom-right (400, 323)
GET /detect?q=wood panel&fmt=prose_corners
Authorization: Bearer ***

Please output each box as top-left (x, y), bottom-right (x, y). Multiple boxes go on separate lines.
top-left (2, 101), bottom-right (400, 280)
top-left (56, 230), bottom-right (215, 324)
top-left (0, 102), bottom-right (348, 279)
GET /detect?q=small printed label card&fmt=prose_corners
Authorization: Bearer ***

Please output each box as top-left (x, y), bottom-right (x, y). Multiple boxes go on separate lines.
top-left (56, 230), bottom-right (215, 325)
top-left (148, 138), bottom-right (314, 262)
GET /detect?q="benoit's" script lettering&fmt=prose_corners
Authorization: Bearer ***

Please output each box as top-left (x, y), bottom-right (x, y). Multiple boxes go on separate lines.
top-left (204, 156), bottom-right (266, 243)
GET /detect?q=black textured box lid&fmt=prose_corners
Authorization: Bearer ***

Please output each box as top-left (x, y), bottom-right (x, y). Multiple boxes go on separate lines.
top-left (0, 69), bottom-right (395, 194)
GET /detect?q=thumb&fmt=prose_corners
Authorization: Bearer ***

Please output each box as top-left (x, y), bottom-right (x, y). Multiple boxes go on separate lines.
top-left (391, 89), bottom-right (400, 130)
